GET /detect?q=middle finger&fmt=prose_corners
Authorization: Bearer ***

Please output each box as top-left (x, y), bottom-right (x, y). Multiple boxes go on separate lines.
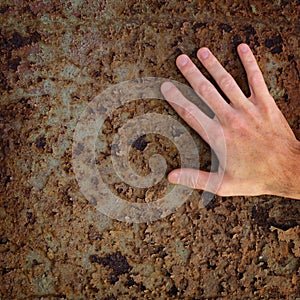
top-left (176, 54), bottom-right (232, 122)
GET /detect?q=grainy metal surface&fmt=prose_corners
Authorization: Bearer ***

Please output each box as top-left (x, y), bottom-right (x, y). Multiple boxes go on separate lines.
top-left (0, 0), bottom-right (299, 299)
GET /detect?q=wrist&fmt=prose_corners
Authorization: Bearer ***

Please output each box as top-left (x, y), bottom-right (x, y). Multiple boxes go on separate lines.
top-left (266, 138), bottom-right (300, 199)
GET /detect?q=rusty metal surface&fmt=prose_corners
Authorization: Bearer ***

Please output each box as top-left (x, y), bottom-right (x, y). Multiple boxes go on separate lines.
top-left (0, 0), bottom-right (299, 298)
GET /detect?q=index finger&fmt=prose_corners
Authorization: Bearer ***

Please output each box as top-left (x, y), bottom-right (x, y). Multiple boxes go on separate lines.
top-left (161, 82), bottom-right (216, 145)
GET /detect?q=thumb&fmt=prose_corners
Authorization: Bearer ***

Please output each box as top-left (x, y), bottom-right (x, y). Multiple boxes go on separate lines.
top-left (168, 168), bottom-right (221, 193)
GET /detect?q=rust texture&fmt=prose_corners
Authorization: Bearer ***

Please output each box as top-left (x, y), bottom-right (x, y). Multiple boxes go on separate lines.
top-left (0, 0), bottom-right (299, 299)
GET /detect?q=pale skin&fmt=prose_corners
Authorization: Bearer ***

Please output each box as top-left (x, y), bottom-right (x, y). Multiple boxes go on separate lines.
top-left (161, 43), bottom-right (300, 200)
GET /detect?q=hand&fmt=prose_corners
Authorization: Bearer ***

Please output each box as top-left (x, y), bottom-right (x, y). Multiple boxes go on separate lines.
top-left (161, 43), bottom-right (300, 199)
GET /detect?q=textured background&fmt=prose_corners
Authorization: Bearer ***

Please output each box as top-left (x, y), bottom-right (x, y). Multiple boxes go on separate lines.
top-left (1, 0), bottom-right (300, 299)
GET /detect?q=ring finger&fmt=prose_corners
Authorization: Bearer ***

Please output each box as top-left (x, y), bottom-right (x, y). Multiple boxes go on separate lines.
top-left (197, 47), bottom-right (249, 109)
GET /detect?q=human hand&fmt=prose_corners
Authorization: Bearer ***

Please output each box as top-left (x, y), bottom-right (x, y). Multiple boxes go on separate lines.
top-left (161, 43), bottom-right (300, 199)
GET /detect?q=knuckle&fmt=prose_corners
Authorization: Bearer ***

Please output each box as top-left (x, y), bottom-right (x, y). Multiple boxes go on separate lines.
top-left (245, 54), bottom-right (256, 64)
top-left (220, 107), bottom-right (234, 121)
top-left (183, 64), bottom-right (198, 77)
top-left (225, 110), bottom-right (240, 126)
top-left (204, 55), bottom-right (216, 68)
top-left (249, 70), bottom-right (262, 85)
top-left (259, 98), bottom-right (277, 115)
top-left (219, 74), bottom-right (234, 90)
top-left (181, 105), bottom-right (196, 122)
top-left (197, 81), bottom-right (214, 97)
top-left (230, 117), bottom-right (248, 135)
top-left (192, 172), bottom-right (202, 189)
top-left (190, 176), bottom-right (197, 189)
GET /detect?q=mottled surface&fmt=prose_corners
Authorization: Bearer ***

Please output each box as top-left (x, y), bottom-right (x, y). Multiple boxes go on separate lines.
top-left (0, 0), bottom-right (300, 299)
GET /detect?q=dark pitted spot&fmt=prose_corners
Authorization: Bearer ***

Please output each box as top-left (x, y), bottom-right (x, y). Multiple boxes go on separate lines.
top-left (245, 25), bottom-right (256, 35)
top-left (26, 212), bottom-right (36, 225)
top-left (226, 202), bottom-right (236, 212)
top-left (264, 34), bottom-right (283, 53)
top-left (2, 267), bottom-right (11, 275)
top-left (19, 98), bottom-right (31, 108)
top-left (251, 205), bottom-right (268, 227)
top-left (0, 5), bottom-right (9, 14)
top-left (193, 22), bottom-right (207, 32)
top-left (174, 47), bottom-right (183, 56)
top-left (268, 218), bottom-right (298, 231)
top-left (90, 251), bottom-right (132, 276)
top-left (23, 5), bottom-right (31, 13)
top-left (168, 285), bottom-right (179, 296)
top-left (264, 38), bottom-right (274, 48)
top-left (131, 134), bottom-right (148, 151)
top-left (219, 23), bottom-right (232, 32)
top-left (250, 204), bottom-right (294, 230)
top-left (35, 136), bottom-right (46, 149)
top-left (0, 71), bottom-right (9, 91)
top-left (8, 31), bottom-right (41, 50)
top-left (10, 32), bottom-right (29, 49)
top-left (7, 57), bottom-right (21, 71)
top-left (271, 45), bottom-right (283, 54)
top-left (0, 237), bottom-right (8, 244)
top-left (273, 35), bottom-right (283, 44)
top-left (265, 39), bottom-right (274, 48)
top-left (207, 261), bottom-right (217, 270)
top-left (0, 37), bottom-right (8, 51)
top-left (103, 296), bottom-right (117, 300)
top-left (94, 70), bottom-right (102, 77)
top-left (109, 274), bottom-right (119, 284)
top-left (149, 244), bottom-right (164, 255)
top-left (125, 277), bottom-right (136, 287)
top-left (4, 176), bottom-right (11, 186)
top-left (232, 34), bottom-right (243, 48)
top-left (245, 25), bottom-right (257, 44)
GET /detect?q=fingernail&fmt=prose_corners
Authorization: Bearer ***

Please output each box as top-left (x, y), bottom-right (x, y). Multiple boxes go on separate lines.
top-left (161, 82), bottom-right (173, 93)
top-left (199, 49), bottom-right (209, 60)
top-left (177, 55), bottom-right (189, 67)
top-left (239, 44), bottom-right (248, 53)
